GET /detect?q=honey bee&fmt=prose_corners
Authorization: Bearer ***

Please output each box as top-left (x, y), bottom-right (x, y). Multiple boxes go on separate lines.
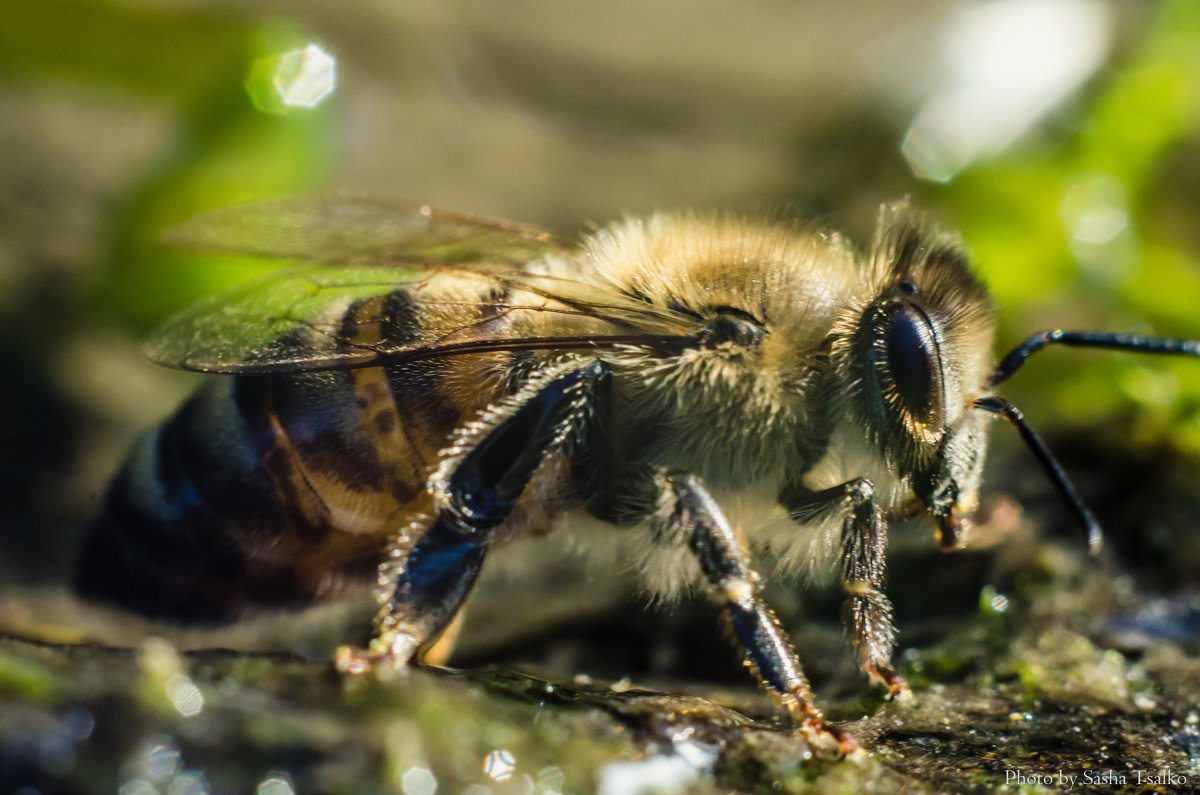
top-left (74, 196), bottom-right (1200, 754)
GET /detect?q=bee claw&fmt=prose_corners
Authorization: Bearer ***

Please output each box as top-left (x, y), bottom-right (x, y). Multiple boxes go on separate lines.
top-left (866, 662), bottom-right (909, 701)
top-left (796, 715), bottom-right (860, 758)
top-left (333, 644), bottom-right (374, 676)
top-left (334, 630), bottom-right (421, 678)
top-left (784, 693), bottom-right (859, 758)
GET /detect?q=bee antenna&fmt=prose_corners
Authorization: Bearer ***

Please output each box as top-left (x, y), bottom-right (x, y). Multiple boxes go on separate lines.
top-left (990, 330), bottom-right (1200, 387)
top-left (972, 395), bottom-right (1103, 555)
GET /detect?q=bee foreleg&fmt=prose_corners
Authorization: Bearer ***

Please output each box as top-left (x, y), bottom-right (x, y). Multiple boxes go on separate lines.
top-left (785, 480), bottom-right (906, 699)
top-left (341, 360), bottom-right (609, 675)
top-left (653, 470), bottom-right (857, 755)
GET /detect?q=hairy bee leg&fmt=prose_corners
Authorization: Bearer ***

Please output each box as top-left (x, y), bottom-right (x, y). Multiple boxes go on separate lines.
top-left (341, 360), bottom-right (608, 674)
top-left (654, 471), bottom-right (857, 756)
top-left (786, 480), bottom-right (905, 699)
top-left (837, 481), bottom-right (905, 697)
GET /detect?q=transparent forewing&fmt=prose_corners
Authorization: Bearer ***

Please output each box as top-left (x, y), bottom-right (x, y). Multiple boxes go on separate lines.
top-left (161, 195), bottom-right (569, 265)
top-left (144, 264), bottom-right (696, 374)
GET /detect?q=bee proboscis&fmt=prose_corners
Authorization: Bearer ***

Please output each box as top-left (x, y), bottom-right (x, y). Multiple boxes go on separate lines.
top-left (75, 195), bottom-right (1200, 754)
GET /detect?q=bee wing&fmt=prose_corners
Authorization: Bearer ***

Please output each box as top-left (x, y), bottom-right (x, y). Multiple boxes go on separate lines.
top-left (145, 263), bottom-right (698, 374)
top-left (161, 194), bottom-right (570, 265)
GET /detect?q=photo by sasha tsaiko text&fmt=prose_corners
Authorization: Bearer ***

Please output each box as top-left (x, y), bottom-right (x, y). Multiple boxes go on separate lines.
top-left (1005, 768), bottom-right (1189, 789)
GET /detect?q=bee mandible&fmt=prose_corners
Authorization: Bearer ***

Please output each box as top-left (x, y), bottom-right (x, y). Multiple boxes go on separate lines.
top-left (74, 196), bottom-right (1200, 754)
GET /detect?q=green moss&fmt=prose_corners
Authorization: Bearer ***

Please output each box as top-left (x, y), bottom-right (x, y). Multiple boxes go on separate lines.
top-left (0, 648), bottom-right (65, 702)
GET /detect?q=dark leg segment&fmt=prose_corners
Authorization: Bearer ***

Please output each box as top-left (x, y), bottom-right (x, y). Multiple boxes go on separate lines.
top-left (443, 361), bottom-right (603, 528)
top-left (338, 360), bottom-right (608, 672)
top-left (375, 514), bottom-right (490, 658)
top-left (786, 479), bottom-right (906, 698)
top-left (654, 471), bottom-right (857, 754)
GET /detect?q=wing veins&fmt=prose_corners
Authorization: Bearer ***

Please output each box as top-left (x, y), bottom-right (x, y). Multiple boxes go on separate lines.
top-left (204, 333), bottom-right (699, 374)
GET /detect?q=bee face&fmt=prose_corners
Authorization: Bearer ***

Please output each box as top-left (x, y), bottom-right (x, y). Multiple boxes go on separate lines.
top-left (75, 196), bottom-right (1193, 754)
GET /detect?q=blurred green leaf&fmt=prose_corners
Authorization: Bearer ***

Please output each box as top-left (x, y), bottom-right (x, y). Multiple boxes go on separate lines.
top-left (0, 0), bottom-right (251, 106)
top-left (0, 0), bottom-right (337, 330)
top-left (933, 0), bottom-right (1200, 447)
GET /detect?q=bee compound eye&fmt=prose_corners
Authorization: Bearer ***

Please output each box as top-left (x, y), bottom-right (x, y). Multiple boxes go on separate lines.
top-left (698, 313), bottom-right (764, 349)
top-left (877, 302), bottom-right (943, 425)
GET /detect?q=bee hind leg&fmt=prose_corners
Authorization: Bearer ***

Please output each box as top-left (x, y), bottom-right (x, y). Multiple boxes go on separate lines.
top-left (785, 479), bottom-right (907, 700)
top-left (337, 360), bottom-right (609, 676)
top-left (653, 470), bottom-right (858, 756)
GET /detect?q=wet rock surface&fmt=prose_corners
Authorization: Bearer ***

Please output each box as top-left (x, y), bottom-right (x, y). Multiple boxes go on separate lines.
top-left (3, 545), bottom-right (1198, 794)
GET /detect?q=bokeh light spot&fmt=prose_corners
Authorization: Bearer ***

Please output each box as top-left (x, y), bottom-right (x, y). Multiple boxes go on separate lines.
top-left (247, 43), bottom-right (336, 114)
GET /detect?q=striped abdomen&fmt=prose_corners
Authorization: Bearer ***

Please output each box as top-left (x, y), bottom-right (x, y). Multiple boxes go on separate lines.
top-left (74, 355), bottom-right (496, 623)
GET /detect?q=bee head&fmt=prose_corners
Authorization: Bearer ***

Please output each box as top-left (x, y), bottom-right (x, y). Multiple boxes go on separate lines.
top-left (831, 207), bottom-right (996, 544)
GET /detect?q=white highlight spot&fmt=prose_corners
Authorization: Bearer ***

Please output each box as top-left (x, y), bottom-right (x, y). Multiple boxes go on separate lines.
top-left (597, 739), bottom-right (718, 795)
top-left (903, 0), bottom-right (1111, 181)
top-left (484, 749), bottom-right (517, 781)
top-left (256, 773), bottom-right (296, 795)
top-left (166, 675), bottom-right (204, 718)
top-left (247, 43), bottom-right (336, 114)
top-left (402, 766), bottom-right (438, 795)
top-left (1062, 174), bottom-right (1130, 245)
top-left (275, 44), bottom-right (336, 107)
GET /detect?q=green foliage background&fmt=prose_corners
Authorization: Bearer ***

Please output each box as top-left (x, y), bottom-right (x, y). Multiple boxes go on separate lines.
top-left (0, 0), bottom-right (335, 329)
top-left (934, 0), bottom-right (1200, 455)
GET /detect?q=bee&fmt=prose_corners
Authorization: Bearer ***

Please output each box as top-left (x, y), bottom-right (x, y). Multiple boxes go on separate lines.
top-left (74, 196), bottom-right (1200, 754)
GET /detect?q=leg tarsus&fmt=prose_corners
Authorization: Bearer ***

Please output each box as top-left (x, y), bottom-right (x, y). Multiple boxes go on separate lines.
top-left (864, 660), bottom-right (909, 700)
top-left (334, 628), bottom-right (421, 678)
top-left (781, 690), bottom-right (860, 757)
top-left (842, 579), bottom-right (900, 696)
top-left (788, 478), bottom-right (901, 698)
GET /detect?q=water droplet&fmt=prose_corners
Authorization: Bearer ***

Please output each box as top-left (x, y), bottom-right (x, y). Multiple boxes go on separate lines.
top-left (275, 44), bottom-right (336, 107)
top-left (166, 675), bottom-right (204, 718)
top-left (484, 749), bottom-right (516, 781)
top-left (143, 739), bottom-right (182, 781)
top-left (256, 773), bottom-right (296, 795)
top-left (166, 771), bottom-right (209, 795)
top-left (246, 43), bottom-right (336, 114)
top-left (535, 766), bottom-right (565, 792)
top-left (401, 766), bottom-right (437, 795)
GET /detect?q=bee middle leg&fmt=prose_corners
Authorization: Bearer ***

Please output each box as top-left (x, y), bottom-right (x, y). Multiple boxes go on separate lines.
top-left (653, 470), bottom-right (858, 755)
top-left (337, 360), bottom-right (608, 674)
top-left (785, 480), bottom-right (906, 698)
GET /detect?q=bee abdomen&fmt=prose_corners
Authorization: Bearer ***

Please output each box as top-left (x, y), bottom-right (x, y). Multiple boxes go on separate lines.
top-left (74, 380), bottom-right (308, 623)
top-left (75, 360), bottom-right (469, 623)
